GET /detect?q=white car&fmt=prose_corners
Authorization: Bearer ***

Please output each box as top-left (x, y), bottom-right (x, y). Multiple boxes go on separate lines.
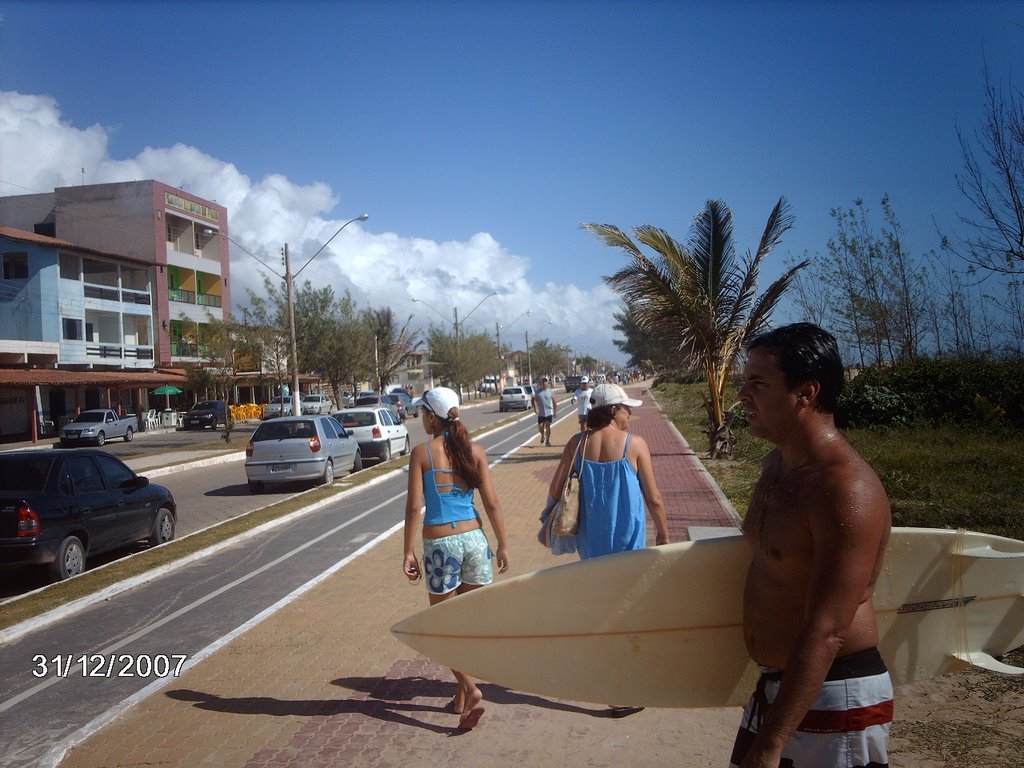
top-left (332, 407), bottom-right (409, 464)
top-left (301, 394), bottom-right (333, 414)
top-left (499, 386), bottom-right (531, 412)
top-left (263, 396), bottom-right (293, 419)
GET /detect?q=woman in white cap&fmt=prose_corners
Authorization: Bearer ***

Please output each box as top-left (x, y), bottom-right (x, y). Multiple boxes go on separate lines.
top-left (547, 383), bottom-right (669, 559)
top-left (402, 386), bottom-right (510, 729)
top-left (545, 382), bottom-right (669, 716)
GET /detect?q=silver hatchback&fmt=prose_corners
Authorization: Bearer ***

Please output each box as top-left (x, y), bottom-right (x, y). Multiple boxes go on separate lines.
top-left (244, 415), bottom-right (361, 493)
top-left (499, 386), bottom-right (531, 411)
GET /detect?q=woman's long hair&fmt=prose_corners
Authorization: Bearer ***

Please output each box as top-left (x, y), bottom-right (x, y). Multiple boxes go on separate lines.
top-left (435, 408), bottom-right (482, 488)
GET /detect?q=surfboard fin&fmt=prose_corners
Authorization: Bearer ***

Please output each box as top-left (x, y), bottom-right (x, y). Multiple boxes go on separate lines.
top-left (953, 650), bottom-right (1024, 675)
top-left (957, 545), bottom-right (1024, 559)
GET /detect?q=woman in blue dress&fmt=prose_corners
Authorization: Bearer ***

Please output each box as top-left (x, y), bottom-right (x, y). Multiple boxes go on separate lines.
top-left (547, 382), bottom-right (669, 559)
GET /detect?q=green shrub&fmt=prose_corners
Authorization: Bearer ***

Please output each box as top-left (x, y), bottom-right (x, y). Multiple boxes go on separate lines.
top-left (844, 359), bottom-right (1024, 429)
top-left (838, 382), bottom-right (911, 428)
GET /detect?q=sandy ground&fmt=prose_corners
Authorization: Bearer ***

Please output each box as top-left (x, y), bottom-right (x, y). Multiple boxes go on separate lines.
top-left (888, 648), bottom-right (1024, 767)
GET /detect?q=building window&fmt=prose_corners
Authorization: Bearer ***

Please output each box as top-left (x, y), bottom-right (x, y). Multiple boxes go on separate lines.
top-left (62, 318), bottom-right (83, 340)
top-left (2, 252), bottom-right (29, 280)
top-left (59, 252), bottom-right (80, 280)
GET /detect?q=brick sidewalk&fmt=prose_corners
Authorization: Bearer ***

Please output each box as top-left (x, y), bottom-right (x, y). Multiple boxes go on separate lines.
top-left (61, 384), bottom-right (742, 768)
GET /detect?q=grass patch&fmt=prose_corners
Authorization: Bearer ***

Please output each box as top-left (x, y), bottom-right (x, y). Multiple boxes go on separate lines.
top-left (653, 382), bottom-right (1024, 540)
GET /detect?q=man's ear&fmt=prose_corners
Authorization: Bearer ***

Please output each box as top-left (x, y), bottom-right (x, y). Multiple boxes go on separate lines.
top-left (797, 380), bottom-right (821, 406)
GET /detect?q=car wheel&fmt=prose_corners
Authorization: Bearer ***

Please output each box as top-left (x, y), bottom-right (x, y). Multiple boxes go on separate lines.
top-left (248, 481), bottom-right (263, 494)
top-left (401, 436), bottom-right (410, 456)
top-left (321, 459), bottom-right (335, 486)
top-left (50, 535), bottom-right (86, 581)
top-left (148, 507), bottom-right (175, 546)
top-left (351, 451), bottom-right (363, 473)
top-left (123, 426), bottom-right (134, 442)
top-left (95, 431), bottom-right (106, 446)
top-left (381, 441), bottom-right (392, 463)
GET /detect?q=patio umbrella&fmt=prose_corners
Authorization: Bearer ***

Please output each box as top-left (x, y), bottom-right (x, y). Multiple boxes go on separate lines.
top-left (151, 384), bottom-right (183, 409)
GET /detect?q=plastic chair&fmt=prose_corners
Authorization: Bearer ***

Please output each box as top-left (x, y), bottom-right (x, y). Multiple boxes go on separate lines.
top-left (145, 409), bottom-right (160, 431)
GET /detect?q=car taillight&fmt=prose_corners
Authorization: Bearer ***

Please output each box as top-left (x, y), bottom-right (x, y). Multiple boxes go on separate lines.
top-left (372, 426), bottom-right (383, 438)
top-left (246, 441), bottom-right (255, 458)
top-left (17, 502), bottom-right (40, 538)
top-left (309, 435), bottom-right (322, 453)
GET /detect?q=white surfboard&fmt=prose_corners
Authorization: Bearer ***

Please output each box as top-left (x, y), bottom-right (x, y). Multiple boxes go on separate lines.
top-left (391, 528), bottom-right (1024, 708)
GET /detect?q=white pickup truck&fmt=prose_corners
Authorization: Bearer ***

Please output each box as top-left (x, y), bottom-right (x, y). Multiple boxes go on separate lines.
top-left (59, 409), bottom-right (139, 446)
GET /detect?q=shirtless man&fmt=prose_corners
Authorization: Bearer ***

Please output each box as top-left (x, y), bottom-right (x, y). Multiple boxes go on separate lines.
top-left (730, 323), bottom-right (893, 768)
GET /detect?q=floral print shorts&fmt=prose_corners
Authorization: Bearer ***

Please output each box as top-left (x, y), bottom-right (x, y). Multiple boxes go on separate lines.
top-left (421, 528), bottom-right (493, 595)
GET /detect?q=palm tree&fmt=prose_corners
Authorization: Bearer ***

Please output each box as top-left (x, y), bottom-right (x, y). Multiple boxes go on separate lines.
top-left (584, 197), bottom-right (807, 458)
top-left (368, 307), bottom-right (421, 393)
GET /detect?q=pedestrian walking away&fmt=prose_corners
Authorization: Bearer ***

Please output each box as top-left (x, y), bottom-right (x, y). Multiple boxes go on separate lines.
top-left (542, 381), bottom-right (669, 716)
top-left (533, 376), bottom-right (557, 445)
top-left (403, 386), bottom-right (511, 730)
top-left (571, 377), bottom-right (593, 432)
top-left (730, 323), bottom-right (893, 768)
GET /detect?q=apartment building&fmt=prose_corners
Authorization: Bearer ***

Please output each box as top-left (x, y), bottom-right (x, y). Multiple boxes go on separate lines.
top-left (0, 180), bottom-right (232, 367)
top-left (0, 181), bottom-right (230, 439)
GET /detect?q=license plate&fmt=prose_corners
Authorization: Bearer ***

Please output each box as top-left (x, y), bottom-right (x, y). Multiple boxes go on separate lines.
top-left (270, 463), bottom-right (295, 473)
top-left (66, 431), bottom-right (79, 438)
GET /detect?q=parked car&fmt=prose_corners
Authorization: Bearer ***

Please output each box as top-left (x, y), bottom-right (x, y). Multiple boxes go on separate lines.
top-left (244, 415), bottom-right (361, 493)
top-left (384, 391), bottom-right (416, 420)
top-left (352, 392), bottom-right (401, 421)
top-left (480, 375), bottom-right (499, 394)
top-left (340, 391), bottom-right (355, 407)
top-left (0, 449), bottom-right (176, 581)
top-left (332, 407), bottom-right (410, 463)
top-left (181, 400), bottom-right (228, 430)
top-left (499, 386), bottom-right (531, 412)
top-left (263, 396), bottom-right (293, 419)
top-left (59, 409), bottom-right (138, 446)
top-left (564, 375), bottom-right (584, 393)
top-left (301, 394), bottom-right (333, 415)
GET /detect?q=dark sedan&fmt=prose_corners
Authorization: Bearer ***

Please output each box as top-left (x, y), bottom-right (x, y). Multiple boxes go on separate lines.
top-left (0, 450), bottom-right (176, 581)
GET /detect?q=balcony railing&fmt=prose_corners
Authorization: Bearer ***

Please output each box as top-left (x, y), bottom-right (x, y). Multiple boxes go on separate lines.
top-left (197, 293), bottom-right (222, 308)
top-left (83, 285), bottom-right (120, 301)
top-left (168, 288), bottom-right (196, 304)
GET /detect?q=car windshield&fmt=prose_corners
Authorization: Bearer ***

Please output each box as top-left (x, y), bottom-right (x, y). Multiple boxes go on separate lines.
top-left (340, 412), bottom-right (376, 427)
top-left (72, 412), bottom-right (104, 423)
top-left (503, 388), bottom-right (523, 395)
top-left (302, 395), bottom-right (322, 402)
top-left (269, 397), bottom-right (291, 405)
top-left (192, 401), bottom-right (218, 410)
top-left (0, 456), bottom-right (52, 492)
top-left (253, 420), bottom-right (317, 441)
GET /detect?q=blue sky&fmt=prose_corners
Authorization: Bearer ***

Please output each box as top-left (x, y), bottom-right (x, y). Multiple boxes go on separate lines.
top-left (1, 0), bottom-right (1021, 364)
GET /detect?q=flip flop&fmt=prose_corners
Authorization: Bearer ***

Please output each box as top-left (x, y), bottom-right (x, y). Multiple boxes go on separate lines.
top-left (458, 706), bottom-right (485, 730)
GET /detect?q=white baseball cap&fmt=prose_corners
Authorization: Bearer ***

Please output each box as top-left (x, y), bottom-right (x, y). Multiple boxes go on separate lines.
top-left (590, 383), bottom-right (642, 408)
top-left (412, 387), bottom-right (461, 418)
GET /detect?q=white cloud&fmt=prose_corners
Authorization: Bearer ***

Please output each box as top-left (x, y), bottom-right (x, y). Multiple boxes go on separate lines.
top-left (0, 89), bottom-right (626, 365)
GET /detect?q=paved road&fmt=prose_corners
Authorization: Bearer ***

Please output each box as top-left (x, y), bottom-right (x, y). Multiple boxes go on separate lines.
top-left (0, 399), bottom-right (547, 599)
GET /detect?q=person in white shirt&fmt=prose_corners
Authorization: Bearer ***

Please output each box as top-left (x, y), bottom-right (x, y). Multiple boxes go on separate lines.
top-left (571, 378), bottom-right (593, 433)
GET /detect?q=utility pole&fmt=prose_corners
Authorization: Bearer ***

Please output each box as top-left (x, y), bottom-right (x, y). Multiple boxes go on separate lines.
top-left (284, 243), bottom-right (301, 416)
top-left (526, 329), bottom-right (532, 386)
top-left (495, 322), bottom-right (502, 391)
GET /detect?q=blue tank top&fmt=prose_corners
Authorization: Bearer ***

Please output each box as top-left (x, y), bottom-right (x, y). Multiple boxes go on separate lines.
top-left (577, 433), bottom-right (646, 560)
top-left (422, 441), bottom-right (478, 527)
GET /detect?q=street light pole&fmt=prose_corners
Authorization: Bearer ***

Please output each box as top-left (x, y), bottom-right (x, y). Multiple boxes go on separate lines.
top-left (283, 243), bottom-right (302, 415)
top-left (204, 214), bottom-right (369, 417)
